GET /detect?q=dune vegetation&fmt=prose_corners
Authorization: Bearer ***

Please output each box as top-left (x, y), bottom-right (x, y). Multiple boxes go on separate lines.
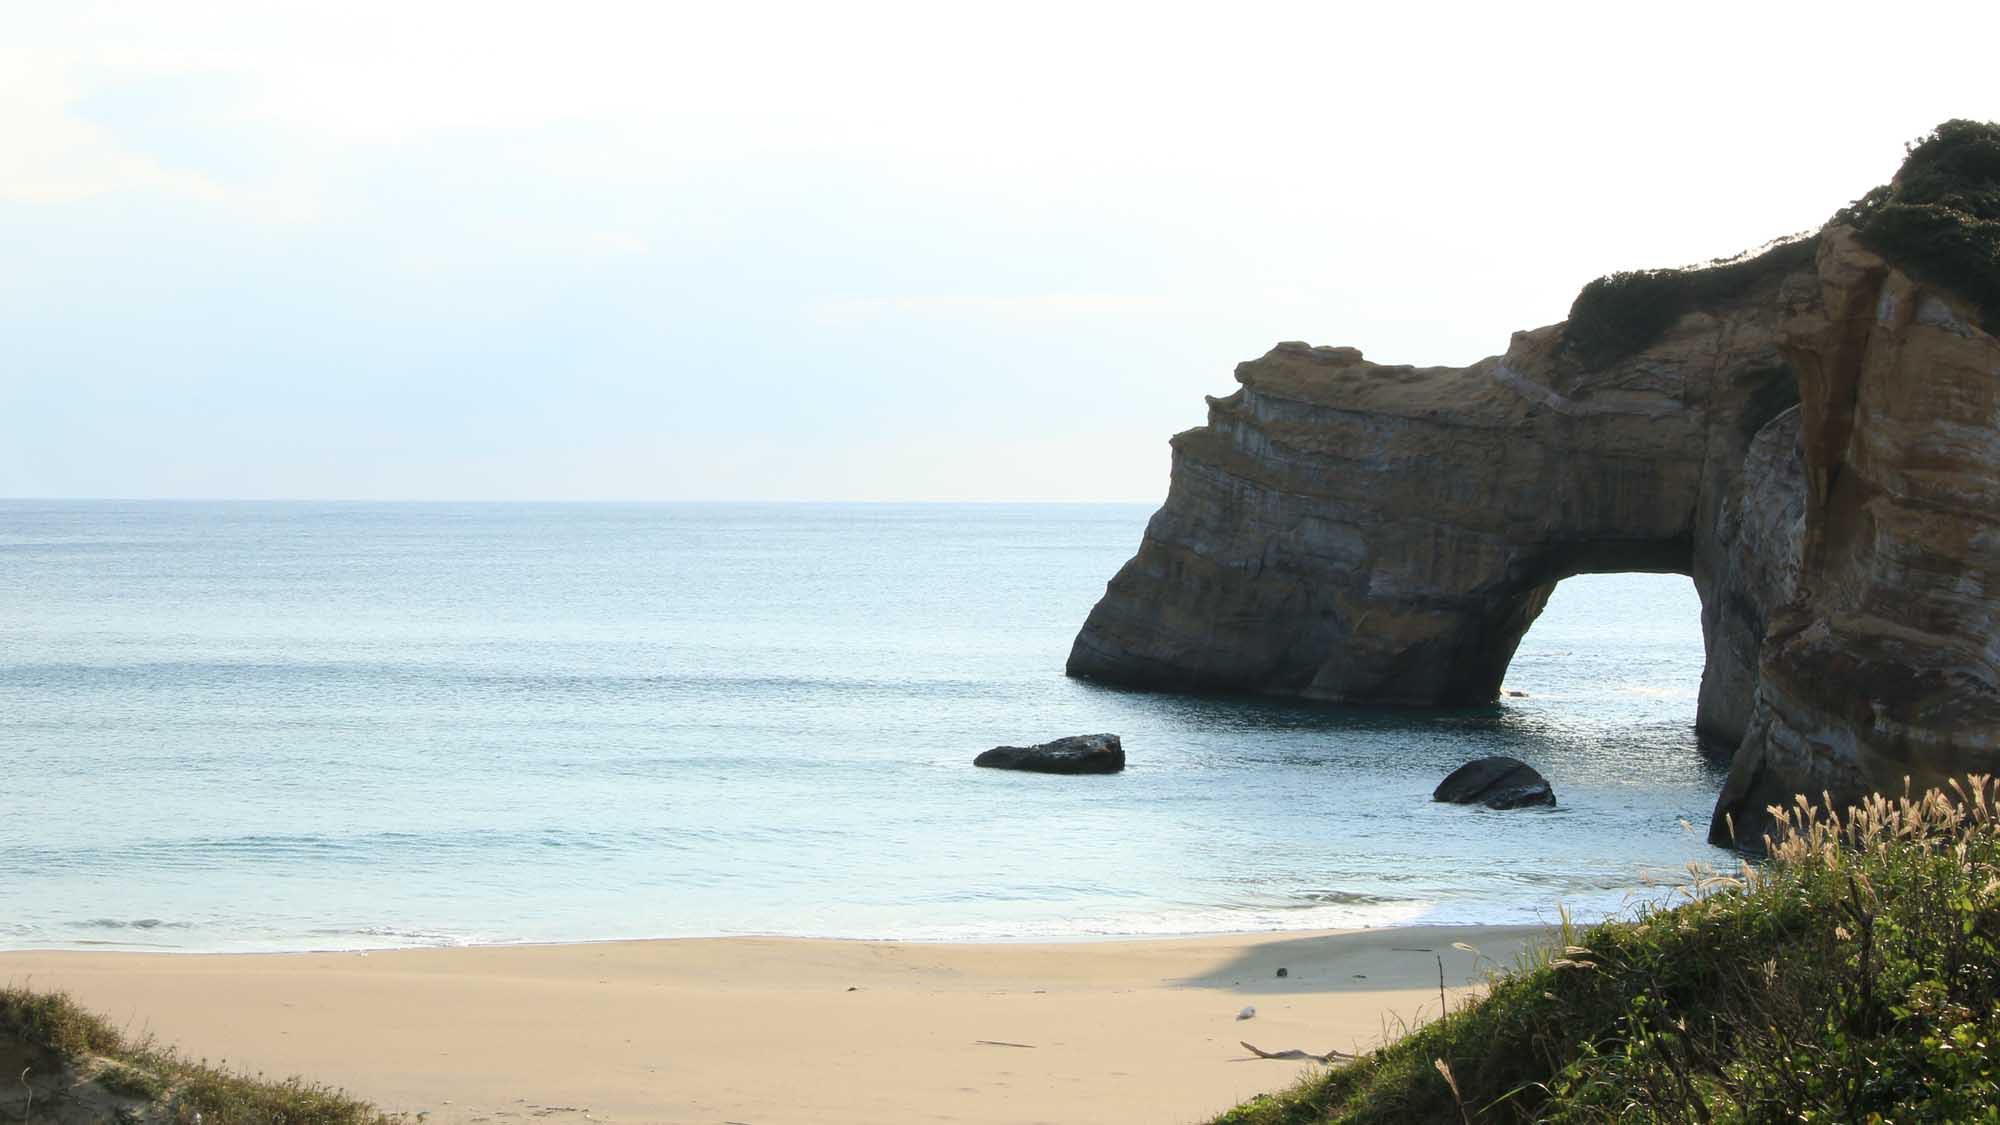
top-left (0, 985), bottom-right (397, 1125)
top-left (1213, 777), bottom-right (2000, 1124)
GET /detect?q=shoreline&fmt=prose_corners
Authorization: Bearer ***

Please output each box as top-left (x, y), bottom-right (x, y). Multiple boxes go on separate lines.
top-left (1, 923), bottom-right (1549, 1125)
top-left (3, 912), bottom-right (1595, 957)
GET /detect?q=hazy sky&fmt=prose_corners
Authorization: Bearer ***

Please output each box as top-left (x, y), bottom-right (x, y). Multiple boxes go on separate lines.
top-left (6, 2), bottom-right (1997, 501)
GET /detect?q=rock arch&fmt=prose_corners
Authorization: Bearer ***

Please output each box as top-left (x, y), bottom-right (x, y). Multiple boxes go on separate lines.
top-left (1066, 247), bottom-right (1826, 840)
top-left (1071, 230), bottom-right (2000, 846)
top-left (1068, 305), bottom-right (1806, 737)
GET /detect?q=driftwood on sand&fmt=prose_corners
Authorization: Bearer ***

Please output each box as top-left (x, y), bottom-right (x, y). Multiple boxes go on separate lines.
top-left (1240, 1041), bottom-right (1356, 1064)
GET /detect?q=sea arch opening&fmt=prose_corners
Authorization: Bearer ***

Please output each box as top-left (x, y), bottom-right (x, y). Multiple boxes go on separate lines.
top-left (1421, 528), bottom-right (1696, 708)
top-left (1494, 571), bottom-right (1709, 716)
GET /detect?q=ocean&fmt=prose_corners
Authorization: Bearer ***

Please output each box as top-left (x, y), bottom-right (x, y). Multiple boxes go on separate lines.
top-left (1, 500), bottom-right (1733, 952)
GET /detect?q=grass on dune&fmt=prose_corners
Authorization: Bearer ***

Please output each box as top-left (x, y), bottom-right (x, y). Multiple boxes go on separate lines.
top-left (1213, 776), bottom-right (2000, 1125)
top-left (0, 984), bottom-right (401, 1124)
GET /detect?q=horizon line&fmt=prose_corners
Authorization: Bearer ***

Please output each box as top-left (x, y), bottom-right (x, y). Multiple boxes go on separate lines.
top-left (0, 496), bottom-right (1162, 506)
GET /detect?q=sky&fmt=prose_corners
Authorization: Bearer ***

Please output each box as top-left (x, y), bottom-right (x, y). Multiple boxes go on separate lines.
top-left (5, 1), bottom-right (1997, 501)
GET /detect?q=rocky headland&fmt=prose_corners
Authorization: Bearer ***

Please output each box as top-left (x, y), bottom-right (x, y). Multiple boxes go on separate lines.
top-left (1067, 121), bottom-right (2000, 846)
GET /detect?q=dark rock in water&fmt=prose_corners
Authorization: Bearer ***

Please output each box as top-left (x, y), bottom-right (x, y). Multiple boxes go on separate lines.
top-left (1433, 756), bottom-right (1555, 809)
top-left (975, 733), bottom-right (1124, 774)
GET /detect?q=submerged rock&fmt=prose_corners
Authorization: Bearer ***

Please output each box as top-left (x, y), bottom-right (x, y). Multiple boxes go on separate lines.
top-left (1434, 757), bottom-right (1555, 809)
top-left (974, 733), bottom-right (1124, 774)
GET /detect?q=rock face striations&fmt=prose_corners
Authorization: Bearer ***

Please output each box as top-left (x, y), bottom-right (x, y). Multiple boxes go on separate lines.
top-left (1714, 232), bottom-right (2000, 845)
top-left (1067, 249), bottom-right (1817, 739)
top-left (1068, 123), bottom-right (2000, 845)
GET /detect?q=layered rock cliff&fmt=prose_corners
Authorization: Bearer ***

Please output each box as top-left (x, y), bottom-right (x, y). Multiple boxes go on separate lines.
top-left (1068, 124), bottom-right (2000, 845)
top-left (1067, 252), bottom-right (1816, 740)
top-left (1713, 231), bottom-right (2000, 844)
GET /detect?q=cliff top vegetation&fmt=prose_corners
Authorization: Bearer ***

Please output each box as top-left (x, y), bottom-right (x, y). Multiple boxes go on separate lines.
top-left (1561, 237), bottom-right (1818, 370)
top-left (1840, 118), bottom-right (2000, 336)
top-left (1563, 118), bottom-right (2000, 369)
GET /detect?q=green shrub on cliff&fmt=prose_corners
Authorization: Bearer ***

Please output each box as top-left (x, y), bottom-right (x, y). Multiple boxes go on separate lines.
top-left (1562, 118), bottom-right (2000, 369)
top-left (1562, 237), bottom-right (1819, 370)
top-left (1838, 119), bottom-right (2000, 336)
top-left (1212, 778), bottom-right (2000, 1124)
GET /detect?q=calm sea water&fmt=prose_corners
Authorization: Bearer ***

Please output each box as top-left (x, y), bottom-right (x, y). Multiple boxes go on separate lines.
top-left (1, 501), bottom-right (1732, 952)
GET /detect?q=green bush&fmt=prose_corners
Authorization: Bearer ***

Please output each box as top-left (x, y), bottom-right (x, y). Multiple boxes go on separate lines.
top-left (0, 985), bottom-right (402, 1124)
top-left (1213, 778), bottom-right (2000, 1124)
top-left (1838, 119), bottom-right (2000, 336)
top-left (1562, 118), bottom-right (2000, 369)
top-left (0, 985), bottom-right (123, 1063)
top-left (1562, 238), bottom-right (1818, 370)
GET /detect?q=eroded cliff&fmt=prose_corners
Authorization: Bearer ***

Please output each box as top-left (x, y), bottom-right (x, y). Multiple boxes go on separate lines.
top-left (1069, 122), bottom-right (2000, 844)
top-left (1068, 250), bottom-right (1815, 740)
top-left (1712, 230), bottom-right (2000, 845)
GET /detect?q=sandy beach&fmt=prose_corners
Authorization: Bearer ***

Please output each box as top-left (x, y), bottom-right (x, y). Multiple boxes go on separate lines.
top-left (1, 925), bottom-right (1544, 1125)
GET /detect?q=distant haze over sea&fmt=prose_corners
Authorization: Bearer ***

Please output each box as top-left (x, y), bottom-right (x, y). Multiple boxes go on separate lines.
top-left (3, 501), bottom-right (1730, 951)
